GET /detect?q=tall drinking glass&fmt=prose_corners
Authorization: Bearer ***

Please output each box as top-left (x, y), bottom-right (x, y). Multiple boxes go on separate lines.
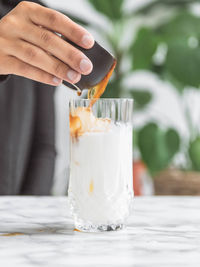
top-left (68, 98), bottom-right (133, 232)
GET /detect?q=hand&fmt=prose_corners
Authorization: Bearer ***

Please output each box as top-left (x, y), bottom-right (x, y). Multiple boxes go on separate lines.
top-left (0, 1), bottom-right (94, 86)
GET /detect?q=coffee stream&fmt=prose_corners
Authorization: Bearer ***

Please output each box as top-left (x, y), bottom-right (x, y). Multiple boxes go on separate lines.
top-left (70, 60), bottom-right (116, 138)
top-left (88, 60), bottom-right (117, 104)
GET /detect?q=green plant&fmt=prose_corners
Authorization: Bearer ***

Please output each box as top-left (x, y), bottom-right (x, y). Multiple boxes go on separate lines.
top-left (189, 137), bottom-right (200, 171)
top-left (138, 123), bottom-right (180, 176)
top-left (130, 4), bottom-right (200, 173)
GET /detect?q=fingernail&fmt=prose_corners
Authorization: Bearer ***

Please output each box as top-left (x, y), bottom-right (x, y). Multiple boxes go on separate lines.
top-left (80, 58), bottom-right (93, 74)
top-left (53, 77), bottom-right (62, 85)
top-left (67, 70), bottom-right (80, 83)
top-left (82, 34), bottom-right (94, 48)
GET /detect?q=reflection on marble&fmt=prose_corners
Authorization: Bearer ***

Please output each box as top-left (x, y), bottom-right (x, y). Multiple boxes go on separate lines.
top-left (0, 196), bottom-right (200, 266)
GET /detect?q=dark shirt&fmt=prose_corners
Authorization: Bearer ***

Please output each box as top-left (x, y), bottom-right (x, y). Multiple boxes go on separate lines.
top-left (0, 0), bottom-right (56, 195)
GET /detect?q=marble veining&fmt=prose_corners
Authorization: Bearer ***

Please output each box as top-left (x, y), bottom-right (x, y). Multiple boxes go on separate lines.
top-left (0, 196), bottom-right (200, 266)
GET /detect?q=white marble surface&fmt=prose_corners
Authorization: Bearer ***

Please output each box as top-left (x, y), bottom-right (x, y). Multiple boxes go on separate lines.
top-left (0, 197), bottom-right (200, 266)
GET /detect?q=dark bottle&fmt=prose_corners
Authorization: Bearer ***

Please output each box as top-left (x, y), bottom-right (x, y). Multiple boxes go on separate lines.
top-left (62, 37), bottom-right (116, 95)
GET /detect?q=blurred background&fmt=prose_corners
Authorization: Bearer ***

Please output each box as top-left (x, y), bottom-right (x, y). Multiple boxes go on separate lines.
top-left (44, 0), bottom-right (200, 196)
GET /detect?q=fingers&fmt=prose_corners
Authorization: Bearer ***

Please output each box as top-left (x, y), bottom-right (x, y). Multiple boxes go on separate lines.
top-left (7, 40), bottom-right (81, 84)
top-left (0, 1), bottom-right (95, 85)
top-left (7, 56), bottom-right (63, 86)
top-left (20, 24), bottom-right (93, 75)
top-left (17, 1), bottom-right (94, 49)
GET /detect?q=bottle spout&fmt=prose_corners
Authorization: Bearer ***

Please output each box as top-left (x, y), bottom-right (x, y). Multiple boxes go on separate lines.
top-left (72, 83), bottom-right (82, 96)
top-left (63, 80), bottom-right (82, 96)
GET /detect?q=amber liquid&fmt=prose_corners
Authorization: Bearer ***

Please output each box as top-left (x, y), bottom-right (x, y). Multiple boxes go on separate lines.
top-left (70, 60), bottom-right (116, 138)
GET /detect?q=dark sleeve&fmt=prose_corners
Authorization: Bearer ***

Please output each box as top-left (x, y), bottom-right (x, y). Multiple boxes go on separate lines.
top-left (21, 82), bottom-right (56, 195)
top-left (0, 75), bottom-right (9, 83)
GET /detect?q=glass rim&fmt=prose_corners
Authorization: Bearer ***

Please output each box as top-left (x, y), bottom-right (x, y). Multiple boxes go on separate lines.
top-left (69, 98), bottom-right (134, 102)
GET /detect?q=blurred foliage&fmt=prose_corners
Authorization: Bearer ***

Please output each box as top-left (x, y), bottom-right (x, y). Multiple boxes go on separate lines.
top-left (132, 0), bottom-right (197, 16)
top-left (166, 43), bottom-right (200, 88)
top-left (189, 137), bottom-right (200, 171)
top-left (63, 0), bottom-right (200, 175)
top-left (131, 28), bottom-right (158, 70)
top-left (138, 123), bottom-right (180, 175)
top-left (88, 0), bottom-right (123, 21)
top-left (132, 11), bottom-right (200, 89)
top-left (130, 90), bottom-right (152, 110)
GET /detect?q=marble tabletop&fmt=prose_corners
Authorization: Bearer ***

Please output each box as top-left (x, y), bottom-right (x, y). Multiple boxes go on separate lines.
top-left (0, 196), bottom-right (200, 267)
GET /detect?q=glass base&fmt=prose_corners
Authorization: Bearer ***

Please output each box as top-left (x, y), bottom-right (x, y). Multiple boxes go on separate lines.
top-left (74, 221), bottom-right (125, 233)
